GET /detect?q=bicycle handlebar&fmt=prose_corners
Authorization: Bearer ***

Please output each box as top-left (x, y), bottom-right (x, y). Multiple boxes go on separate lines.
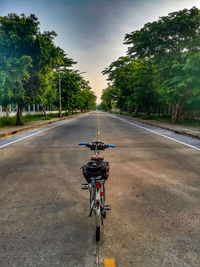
top-left (107, 144), bottom-right (115, 148)
top-left (78, 141), bottom-right (115, 150)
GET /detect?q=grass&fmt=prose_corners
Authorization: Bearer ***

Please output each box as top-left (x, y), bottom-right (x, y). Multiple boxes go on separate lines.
top-left (0, 111), bottom-right (82, 127)
top-left (147, 115), bottom-right (171, 123)
top-left (0, 114), bottom-right (50, 127)
top-left (111, 111), bottom-right (200, 127)
top-left (0, 113), bottom-right (59, 127)
top-left (0, 116), bottom-right (17, 127)
top-left (178, 121), bottom-right (200, 127)
top-left (22, 114), bottom-right (51, 122)
top-left (148, 115), bottom-right (200, 127)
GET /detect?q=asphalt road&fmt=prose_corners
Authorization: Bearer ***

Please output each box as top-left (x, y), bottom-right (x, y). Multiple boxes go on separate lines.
top-left (0, 111), bottom-right (200, 267)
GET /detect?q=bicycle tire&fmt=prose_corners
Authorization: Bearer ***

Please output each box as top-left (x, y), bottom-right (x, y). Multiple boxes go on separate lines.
top-left (100, 185), bottom-right (104, 225)
top-left (103, 183), bottom-right (105, 202)
top-left (95, 186), bottom-right (101, 241)
top-left (89, 185), bottom-right (94, 215)
top-left (96, 226), bottom-right (100, 242)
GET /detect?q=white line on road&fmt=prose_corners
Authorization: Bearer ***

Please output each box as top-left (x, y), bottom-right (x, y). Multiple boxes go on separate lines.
top-left (107, 113), bottom-right (200, 152)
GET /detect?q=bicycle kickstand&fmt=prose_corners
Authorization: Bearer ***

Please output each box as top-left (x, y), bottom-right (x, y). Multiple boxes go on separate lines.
top-left (89, 209), bottom-right (93, 217)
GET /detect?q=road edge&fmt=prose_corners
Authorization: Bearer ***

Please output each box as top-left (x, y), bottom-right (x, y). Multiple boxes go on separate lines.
top-left (0, 113), bottom-right (88, 140)
top-left (108, 113), bottom-right (200, 141)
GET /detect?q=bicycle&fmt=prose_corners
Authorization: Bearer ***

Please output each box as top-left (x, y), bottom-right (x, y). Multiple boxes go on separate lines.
top-left (78, 141), bottom-right (115, 241)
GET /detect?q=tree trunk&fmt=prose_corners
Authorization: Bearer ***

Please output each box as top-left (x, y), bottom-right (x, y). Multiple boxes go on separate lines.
top-left (5, 108), bottom-right (9, 117)
top-left (120, 109), bottom-right (122, 115)
top-left (41, 106), bottom-right (47, 119)
top-left (145, 109), bottom-right (151, 119)
top-left (133, 106), bottom-right (139, 117)
top-left (171, 98), bottom-right (182, 123)
top-left (16, 105), bottom-right (24, 125)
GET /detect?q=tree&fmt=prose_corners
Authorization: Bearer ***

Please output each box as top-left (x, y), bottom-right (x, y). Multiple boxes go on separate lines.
top-left (157, 50), bottom-right (200, 122)
top-left (124, 7), bottom-right (200, 58)
top-left (34, 72), bottom-right (58, 118)
top-left (103, 57), bottom-right (135, 114)
top-left (0, 13), bottom-right (75, 124)
top-left (55, 69), bottom-right (96, 114)
top-left (102, 57), bottom-right (158, 117)
top-left (78, 89), bottom-right (96, 111)
top-left (56, 69), bottom-right (82, 113)
top-left (130, 59), bottom-right (158, 118)
top-left (0, 13), bottom-right (38, 123)
top-left (124, 7), bottom-right (200, 122)
top-left (100, 86), bottom-right (116, 112)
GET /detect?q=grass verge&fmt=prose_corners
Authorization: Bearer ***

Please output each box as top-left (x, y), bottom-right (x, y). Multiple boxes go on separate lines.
top-left (0, 111), bottom-right (82, 127)
top-left (112, 112), bottom-right (200, 127)
top-left (0, 116), bottom-right (17, 127)
top-left (0, 115), bottom-right (50, 127)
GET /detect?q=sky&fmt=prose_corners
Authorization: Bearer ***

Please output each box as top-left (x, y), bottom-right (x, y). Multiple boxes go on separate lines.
top-left (1, 0), bottom-right (200, 103)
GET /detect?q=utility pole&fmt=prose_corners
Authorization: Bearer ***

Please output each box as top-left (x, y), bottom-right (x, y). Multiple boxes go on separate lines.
top-left (58, 67), bottom-right (62, 117)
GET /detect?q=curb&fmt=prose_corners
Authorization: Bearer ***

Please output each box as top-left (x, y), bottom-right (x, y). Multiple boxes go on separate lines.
top-left (0, 113), bottom-right (83, 139)
top-left (111, 113), bottom-right (200, 141)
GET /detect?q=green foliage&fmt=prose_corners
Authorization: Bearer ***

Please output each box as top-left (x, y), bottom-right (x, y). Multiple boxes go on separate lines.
top-left (124, 7), bottom-right (200, 58)
top-left (0, 116), bottom-right (16, 127)
top-left (0, 13), bottom-right (75, 124)
top-left (22, 114), bottom-right (50, 122)
top-left (102, 7), bottom-right (200, 122)
top-left (78, 89), bottom-right (96, 110)
top-left (53, 68), bottom-right (96, 112)
top-left (102, 57), bottom-right (158, 116)
top-left (100, 86), bottom-right (116, 111)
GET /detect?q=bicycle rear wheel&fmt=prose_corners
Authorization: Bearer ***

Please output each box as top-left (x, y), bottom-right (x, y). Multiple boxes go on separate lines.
top-left (96, 226), bottom-right (100, 241)
top-left (95, 187), bottom-right (101, 241)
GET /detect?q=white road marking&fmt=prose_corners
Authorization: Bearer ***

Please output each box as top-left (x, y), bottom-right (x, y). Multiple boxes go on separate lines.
top-left (107, 113), bottom-right (200, 152)
top-left (0, 113), bottom-right (90, 149)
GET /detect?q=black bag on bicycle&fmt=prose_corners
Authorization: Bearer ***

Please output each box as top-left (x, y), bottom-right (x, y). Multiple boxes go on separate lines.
top-left (82, 161), bottom-right (109, 183)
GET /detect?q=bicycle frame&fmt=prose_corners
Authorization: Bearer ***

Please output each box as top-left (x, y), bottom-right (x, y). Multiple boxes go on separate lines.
top-left (79, 141), bottom-right (114, 241)
top-left (89, 178), bottom-right (105, 218)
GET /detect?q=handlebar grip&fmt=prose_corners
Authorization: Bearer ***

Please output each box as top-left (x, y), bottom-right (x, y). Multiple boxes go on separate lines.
top-left (107, 144), bottom-right (116, 148)
top-left (78, 142), bottom-right (87, 145)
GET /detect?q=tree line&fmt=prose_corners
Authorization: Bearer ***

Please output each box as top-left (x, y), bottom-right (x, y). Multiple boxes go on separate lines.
top-left (0, 13), bottom-right (96, 125)
top-left (100, 7), bottom-right (200, 123)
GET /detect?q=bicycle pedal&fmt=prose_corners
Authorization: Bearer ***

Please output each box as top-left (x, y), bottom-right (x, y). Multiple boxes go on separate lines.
top-left (103, 211), bottom-right (106, 218)
top-left (104, 205), bottom-right (111, 210)
top-left (81, 184), bottom-right (90, 190)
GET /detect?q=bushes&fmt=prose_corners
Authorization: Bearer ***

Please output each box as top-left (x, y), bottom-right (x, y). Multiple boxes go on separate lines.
top-left (0, 116), bottom-right (16, 126)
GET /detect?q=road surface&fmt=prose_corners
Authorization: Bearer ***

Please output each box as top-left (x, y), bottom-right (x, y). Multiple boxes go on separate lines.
top-left (0, 111), bottom-right (200, 267)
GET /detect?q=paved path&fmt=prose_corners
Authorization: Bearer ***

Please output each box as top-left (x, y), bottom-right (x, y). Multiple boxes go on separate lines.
top-left (0, 111), bottom-right (200, 266)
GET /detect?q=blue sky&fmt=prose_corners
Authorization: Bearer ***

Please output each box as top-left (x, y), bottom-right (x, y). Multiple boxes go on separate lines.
top-left (1, 0), bottom-right (200, 102)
